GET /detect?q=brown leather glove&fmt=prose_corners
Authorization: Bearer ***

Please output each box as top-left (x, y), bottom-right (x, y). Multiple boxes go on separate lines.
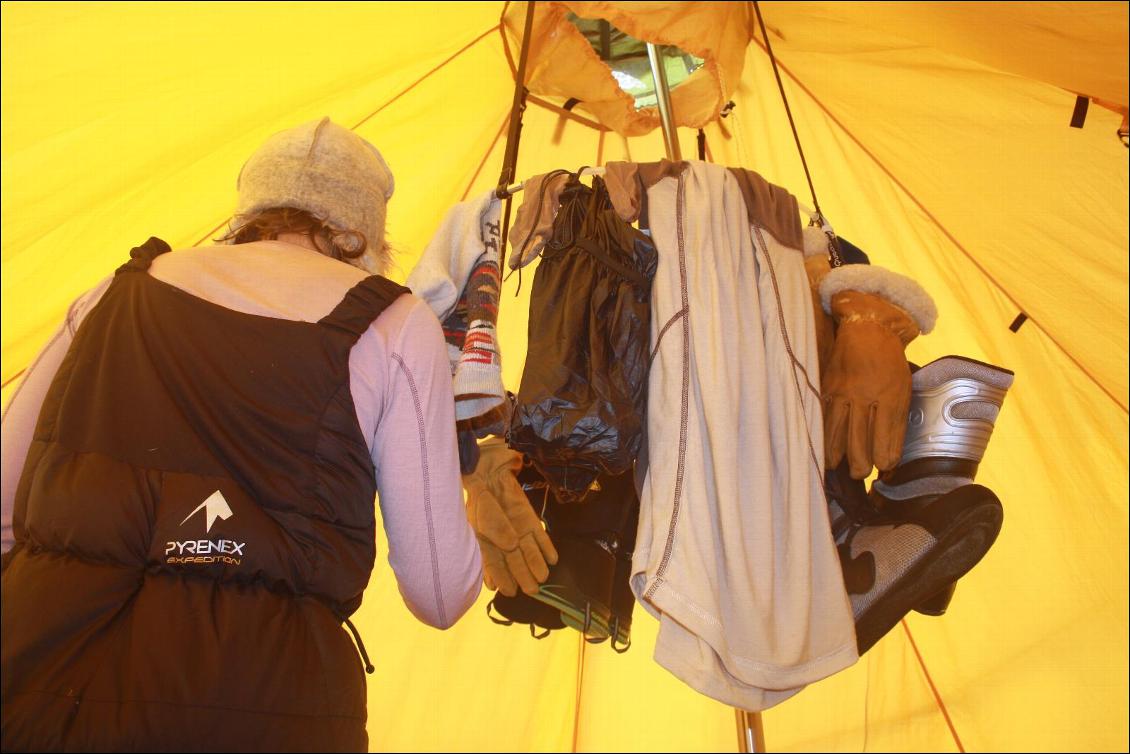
top-left (822, 290), bottom-right (920, 479)
top-left (463, 439), bottom-right (558, 596)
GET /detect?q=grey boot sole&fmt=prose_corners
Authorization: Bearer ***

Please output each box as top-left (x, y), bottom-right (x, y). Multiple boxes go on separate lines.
top-left (855, 485), bottom-right (1003, 653)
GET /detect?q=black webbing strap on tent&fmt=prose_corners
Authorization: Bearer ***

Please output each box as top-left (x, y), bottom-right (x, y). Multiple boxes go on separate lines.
top-left (1070, 95), bottom-right (1090, 128)
top-left (751, 0), bottom-right (845, 267)
top-left (496, 1), bottom-right (538, 266)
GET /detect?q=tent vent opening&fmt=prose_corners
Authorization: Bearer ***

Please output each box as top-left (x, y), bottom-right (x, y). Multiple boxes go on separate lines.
top-left (565, 13), bottom-right (703, 111)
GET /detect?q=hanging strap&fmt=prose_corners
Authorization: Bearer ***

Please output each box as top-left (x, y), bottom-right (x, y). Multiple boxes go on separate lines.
top-left (496, 1), bottom-right (539, 267)
top-left (342, 616), bottom-right (376, 674)
top-left (751, 1), bottom-right (845, 267)
top-left (496, 1), bottom-right (537, 198)
top-left (572, 238), bottom-right (651, 291)
top-left (115, 236), bottom-right (172, 274)
top-left (318, 275), bottom-right (410, 341)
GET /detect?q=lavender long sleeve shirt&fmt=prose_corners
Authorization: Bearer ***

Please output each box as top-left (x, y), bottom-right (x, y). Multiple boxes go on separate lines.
top-left (0, 240), bottom-right (481, 629)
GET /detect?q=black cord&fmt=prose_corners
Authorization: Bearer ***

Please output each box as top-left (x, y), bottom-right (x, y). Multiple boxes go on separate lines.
top-left (495, 1), bottom-right (538, 275)
top-left (343, 617), bottom-right (375, 674)
top-left (751, 1), bottom-right (821, 219)
top-left (752, 1), bottom-right (845, 267)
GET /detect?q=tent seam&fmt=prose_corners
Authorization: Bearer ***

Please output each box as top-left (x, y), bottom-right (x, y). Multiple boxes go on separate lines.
top-left (14, 23), bottom-right (508, 386)
top-left (2, 368), bottom-right (27, 391)
top-left (750, 35), bottom-right (1129, 415)
top-left (499, 1), bottom-right (516, 77)
top-left (527, 95), bottom-right (610, 132)
top-left (351, 23), bottom-right (501, 131)
top-left (188, 24), bottom-right (501, 249)
top-left (460, 113), bottom-right (512, 202)
top-left (901, 620), bottom-right (966, 752)
top-left (572, 632), bottom-right (586, 753)
top-left (194, 219), bottom-right (232, 248)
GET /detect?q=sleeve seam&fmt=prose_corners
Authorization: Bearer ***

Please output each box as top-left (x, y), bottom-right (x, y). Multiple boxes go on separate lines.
top-left (390, 351), bottom-right (449, 627)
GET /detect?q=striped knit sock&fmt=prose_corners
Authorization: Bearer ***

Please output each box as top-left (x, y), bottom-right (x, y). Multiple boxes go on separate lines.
top-left (453, 257), bottom-right (505, 418)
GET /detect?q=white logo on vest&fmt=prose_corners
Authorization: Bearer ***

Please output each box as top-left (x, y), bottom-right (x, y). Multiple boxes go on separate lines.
top-left (165, 490), bottom-right (247, 566)
top-left (180, 490), bottom-right (233, 532)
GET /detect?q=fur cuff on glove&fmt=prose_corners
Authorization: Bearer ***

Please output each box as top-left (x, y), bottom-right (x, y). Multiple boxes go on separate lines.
top-left (802, 226), bottom-right (831, 258)
top-left (820, 264), bottom-right (938, 334)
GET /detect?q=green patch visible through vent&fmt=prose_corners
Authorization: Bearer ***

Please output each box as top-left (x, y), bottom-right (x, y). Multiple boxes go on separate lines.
top-left (566, 13), bottom-right (703, 110)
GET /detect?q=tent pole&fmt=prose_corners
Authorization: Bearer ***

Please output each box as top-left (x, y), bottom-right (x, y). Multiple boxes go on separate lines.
top-left (735, 709), bottom-right (766, 752)
top-left (495, 0), bottom-right (537, 265)
top-left (496, 0), bottom-right (536, 197)
top-left (646, 42), bottom-right (681, 161)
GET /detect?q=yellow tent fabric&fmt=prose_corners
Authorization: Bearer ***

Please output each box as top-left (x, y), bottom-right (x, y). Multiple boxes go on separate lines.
top-left (501, 1), bottom-right (753, 135)
top-left (2, 2), bottom-right (1127, 751)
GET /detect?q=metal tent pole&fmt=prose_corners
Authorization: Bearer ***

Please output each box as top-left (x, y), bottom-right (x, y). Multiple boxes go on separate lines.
top-left (645, 42), bottom-right (681, 161)
top-left (736, 708), bottom-right (766, 752)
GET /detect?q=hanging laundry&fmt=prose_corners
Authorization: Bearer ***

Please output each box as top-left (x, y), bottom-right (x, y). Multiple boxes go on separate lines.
top-left (407, 190), bottom-right (508, 471)
top-left (726, 168), bottom-right (806, 250)
top-left (603, 160), bottom-right (690, 224)
top-left (507, 170), bottom-right (573, 270)
top-left (631, 161), bottom-right (858, 711)
top-left (508, 173), bottom-right (657, 502)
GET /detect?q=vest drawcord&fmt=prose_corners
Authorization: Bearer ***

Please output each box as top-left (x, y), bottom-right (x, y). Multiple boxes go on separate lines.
top-left (343, 617), bottom-right (375, 675)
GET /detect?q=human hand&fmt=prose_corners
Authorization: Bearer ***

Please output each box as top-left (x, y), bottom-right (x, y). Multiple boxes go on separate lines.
top-left (463, 440), bottom-right (558, 596)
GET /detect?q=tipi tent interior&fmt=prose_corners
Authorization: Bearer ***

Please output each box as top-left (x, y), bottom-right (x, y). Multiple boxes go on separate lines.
top-left (2, 2), bottom-right (1127, 751)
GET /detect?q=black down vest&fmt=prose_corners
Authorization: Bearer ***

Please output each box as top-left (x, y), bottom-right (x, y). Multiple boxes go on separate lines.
top-left (1, 238), bottom-right (409, 752)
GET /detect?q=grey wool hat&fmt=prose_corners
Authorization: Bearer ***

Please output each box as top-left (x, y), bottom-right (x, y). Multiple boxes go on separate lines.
top-left (234, 117), bottom-right (395, 274)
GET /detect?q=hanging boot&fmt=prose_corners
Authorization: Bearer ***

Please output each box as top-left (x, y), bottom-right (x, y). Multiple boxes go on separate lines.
top-left (824, 461), bottom-right (878, 599)
top-left (830, 355), bottom-right (1013, 654)
top-left (544, 536), bottom-right (616, 642)
top-left (517, 463), bottom-right (622, 642)
top-left (869, 354), bottom-right (1015, 616)
top-left (488, 590), bottom-right (565, 638)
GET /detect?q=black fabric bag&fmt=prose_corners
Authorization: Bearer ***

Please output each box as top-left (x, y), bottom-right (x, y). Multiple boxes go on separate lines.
top-left (508, 173), bottom-right (657, 502)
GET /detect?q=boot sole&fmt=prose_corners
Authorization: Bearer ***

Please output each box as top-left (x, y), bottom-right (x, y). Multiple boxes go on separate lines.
top-left (490, 592), bottom-right (566, 631)
top-left (855, 492), bottom-right (1003, 654)
top-left (535, 584), bottom-right (613, 639)
top-left (914, 581), bottom-right (958, 616)
top-left (530, 536), bottom-right (616, 639)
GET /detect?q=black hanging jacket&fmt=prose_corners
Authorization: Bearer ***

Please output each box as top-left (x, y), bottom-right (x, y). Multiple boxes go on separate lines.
top-left (508, 175), bottom-right (657, 502)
